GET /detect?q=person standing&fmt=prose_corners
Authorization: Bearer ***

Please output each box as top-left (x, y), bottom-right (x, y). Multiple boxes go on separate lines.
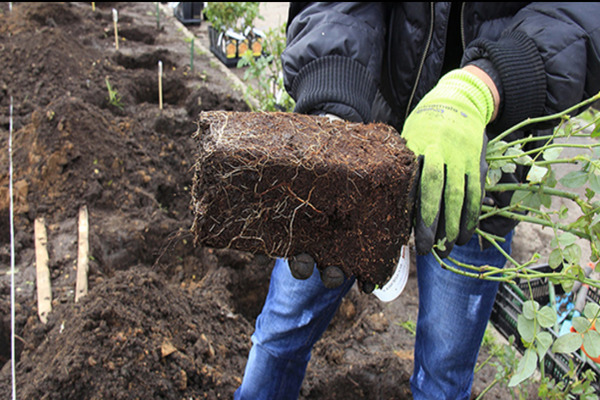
top-left (235, 3), bottom-right (600, 399)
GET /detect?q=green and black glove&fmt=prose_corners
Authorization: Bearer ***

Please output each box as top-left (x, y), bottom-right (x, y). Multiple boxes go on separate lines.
top-left (401, 69), bottom-right (495, 257)
top-left (289, 253), bottom-right (346, 289)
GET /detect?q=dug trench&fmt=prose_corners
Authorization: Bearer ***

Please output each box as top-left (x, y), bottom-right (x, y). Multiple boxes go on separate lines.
top-left (0, 2), bottom-right (536, 399)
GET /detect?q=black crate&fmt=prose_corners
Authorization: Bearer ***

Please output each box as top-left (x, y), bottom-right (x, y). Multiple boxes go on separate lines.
top-left (174, 2), bottom-right (204, 26)
top-left (208, 26), bottom-right (267, 68)
top-left (490, 264), bottom-right (600, 390)
top-left (208, 25), bottom-right (245, 68)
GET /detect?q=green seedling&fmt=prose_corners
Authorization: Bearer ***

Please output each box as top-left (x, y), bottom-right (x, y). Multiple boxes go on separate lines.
top-left (105, 77), bottom-right (123, 110)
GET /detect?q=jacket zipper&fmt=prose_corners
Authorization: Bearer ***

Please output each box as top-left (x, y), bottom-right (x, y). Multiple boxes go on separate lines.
top-left (460, 3), bottom-right (466, 52)
top-left (405, 2), bottom-right (435, 121)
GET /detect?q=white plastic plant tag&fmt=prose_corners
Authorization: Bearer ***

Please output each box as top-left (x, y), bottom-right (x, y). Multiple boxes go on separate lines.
top-left (373, 245), bottom-right (410, 302)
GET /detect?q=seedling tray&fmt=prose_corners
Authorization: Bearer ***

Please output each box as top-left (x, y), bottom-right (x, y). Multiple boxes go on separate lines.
top-left (490, 264), bottom-right (600, 390)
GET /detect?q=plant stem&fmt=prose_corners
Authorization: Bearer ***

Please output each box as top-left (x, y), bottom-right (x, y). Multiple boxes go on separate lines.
top-left (487, 142), bottom-right (600, 163)
top-left (489, 92), bottom-right (600, 146)
top-left (479, 205), bottom-right (590, 240)
top-left (484, 183), bottom-right (581, 203)
top-left (474, 378), bottom-right (500, 400)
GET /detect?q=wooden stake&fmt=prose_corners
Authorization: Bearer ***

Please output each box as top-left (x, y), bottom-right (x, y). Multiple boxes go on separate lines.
top-left (190, 38), bottom-right (194, 72)
top-left (34, 217), bottom-right (52, 324)
top-left (76, 206), bottom-right (89, 302)
top-left (112, 8), bottom-right (119, 50)
top-left (158, 60), bottom-right (163, 110)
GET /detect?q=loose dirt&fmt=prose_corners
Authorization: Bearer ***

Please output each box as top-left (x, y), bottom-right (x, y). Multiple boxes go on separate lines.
top-left (0, 3), bottom-right (543, 399)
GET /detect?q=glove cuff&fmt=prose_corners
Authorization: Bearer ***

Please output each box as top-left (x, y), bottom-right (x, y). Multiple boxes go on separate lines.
top-left (437, 69), bottom-right (495, 126)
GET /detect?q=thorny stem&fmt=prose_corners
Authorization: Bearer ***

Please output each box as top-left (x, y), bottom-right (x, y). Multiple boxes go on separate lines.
top-left (488, 92), bottom-right (600, 146)
top-left (486, 142), bottom-right (600, 163)
top-left (447, 94), bottom-right (600, 288)
top-left (433, 228), bottom-right (600, 290)
top-left (484, 183), bottom-right (582, 203)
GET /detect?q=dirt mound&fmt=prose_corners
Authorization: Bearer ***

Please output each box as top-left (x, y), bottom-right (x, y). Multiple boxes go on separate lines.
top-left (3, 266), bottom-right (253, 400)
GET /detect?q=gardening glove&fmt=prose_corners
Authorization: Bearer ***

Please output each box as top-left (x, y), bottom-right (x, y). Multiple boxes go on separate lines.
top-left (288, 253), bottom-right (346, 289)
top-left (401, 69), bottom-right (495, 258)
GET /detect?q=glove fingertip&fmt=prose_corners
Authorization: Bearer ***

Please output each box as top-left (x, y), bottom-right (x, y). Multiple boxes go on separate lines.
top-left (414, 222), bottom-right (436, 256)
top-left (456, 224), bottom-right (476, 246)
top-left (289, 253), bottom-right (315, 280)
top-left (321, 266), bottom-right (345, 289)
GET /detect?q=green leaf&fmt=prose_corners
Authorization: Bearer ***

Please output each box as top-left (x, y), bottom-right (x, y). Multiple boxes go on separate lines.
top-left (584, 302), bottom-right (600, 320)
top-left (487, 168), bottom-right (502, 187)
top-left (543, 147), bottom-right (563, 161)
top-left (582, 329), bottom-right (600, 358)
top-left (564, 243), bottom-right (582, 265)
top-left (518, 313), bottom-right (537, 343)
top-left (508, 348), bottom-right (538, 387)
top-left (535, 331), bottom-right (553, 358)
top-left (573, 316), bottom-right (592, 333)
top-left (586, 187), bottom-right (596, 201)
top-left (591, 121), bottom-right (600, 138)
top-left (486, 140), bottom-right (507, 157)
top-left (552, 331), bottom-right (582, 354)
top-left (548, 248), bottom-right (563, 269)
top-left (540, 193), bottom-right (553, 209)
top-left (589, 173), bottom-right (600, 194)
top-left (553, 232), bottom-right (578, 248)
top-left (522, 300), bottom-right (539, 320)
top-left (526, 165), bottom-right (548, 183)
top-left (558, 205), bottom-right (569, 219)
top-left (510, 190), bottom-right (542, 209)
top-left (501, 162), bottom-right (517, 173)
top-left (506, 146), bottom-right (533, 166)
top-left (561, 279), bottom-right (575, 293)
top-left (559, 170), bottom-right (589, 188)
top-left (591, 213), bottom-right (600, 228)
top-left (536, 306), bottom-right (557, 329)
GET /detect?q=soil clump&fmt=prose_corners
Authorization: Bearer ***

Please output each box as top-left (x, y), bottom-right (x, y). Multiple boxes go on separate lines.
top-left (192, 111), bottom-right (417, 288)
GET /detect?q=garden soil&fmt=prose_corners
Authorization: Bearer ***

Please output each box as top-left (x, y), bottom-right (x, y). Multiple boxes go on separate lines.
top-left (0, 2), bottom-right (553, 399)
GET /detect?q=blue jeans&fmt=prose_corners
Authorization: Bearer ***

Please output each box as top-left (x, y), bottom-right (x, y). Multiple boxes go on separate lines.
top-left (234, 232), bottom-right (513, 400)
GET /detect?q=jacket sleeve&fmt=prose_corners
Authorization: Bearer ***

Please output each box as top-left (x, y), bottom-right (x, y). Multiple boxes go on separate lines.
top-left (463, 2), bottom-right (600, 135)
top-left (281, 2), bottom-right (387, 122)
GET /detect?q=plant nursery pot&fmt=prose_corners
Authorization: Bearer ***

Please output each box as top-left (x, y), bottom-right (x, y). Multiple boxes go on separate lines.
top-left (208, 25), bottom-right (266, 68)
top-left (208, 25), bottom-right (244, 68)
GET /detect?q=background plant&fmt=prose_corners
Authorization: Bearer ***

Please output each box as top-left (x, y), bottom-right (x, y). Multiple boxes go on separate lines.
top-left (448, 94), bottom-right (600, 397)
top-left (204, 2), bottom-right (262, 34)
top-left (237, 23), bottom-right (295, 113)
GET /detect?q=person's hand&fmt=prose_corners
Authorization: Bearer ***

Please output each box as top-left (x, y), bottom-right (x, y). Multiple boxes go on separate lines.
top-left (401, 68), bottom-right (496, 257)
top-left (288, 253), bottom-right (346, 289)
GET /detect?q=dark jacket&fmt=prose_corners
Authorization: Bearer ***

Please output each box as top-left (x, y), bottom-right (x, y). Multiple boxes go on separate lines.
top-left (281, 2), bottom-right (600, 238)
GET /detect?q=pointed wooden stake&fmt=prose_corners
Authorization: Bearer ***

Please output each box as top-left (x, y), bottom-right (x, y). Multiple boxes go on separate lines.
top-left (76, 206), bottom-right (89, 302)
top-left (34, 217), bottom-right (52, 324)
